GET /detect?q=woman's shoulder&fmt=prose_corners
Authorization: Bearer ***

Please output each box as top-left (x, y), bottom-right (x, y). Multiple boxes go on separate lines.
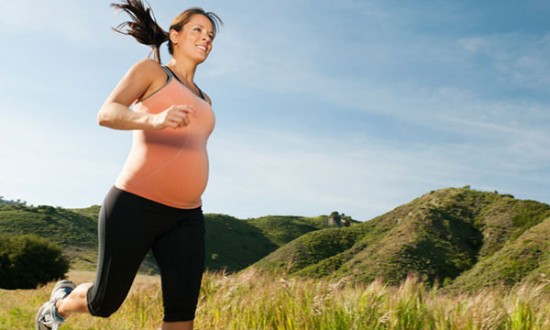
top-left (121, 59), bottom-right (168, 96)
top-left (128, 59), bottom-right (166, 77)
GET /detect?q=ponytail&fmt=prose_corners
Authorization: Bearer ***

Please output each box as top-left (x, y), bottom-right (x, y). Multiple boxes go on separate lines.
top-left (111, 0), bottom-right (168, 63)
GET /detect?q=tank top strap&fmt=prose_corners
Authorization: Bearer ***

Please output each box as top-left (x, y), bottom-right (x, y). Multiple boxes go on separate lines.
top-left (161, 66), bottom-right (175, 82)
top-left (162, 66), bottom-right (206, 101)
top-left (196, 85), bottom-right (205, 100)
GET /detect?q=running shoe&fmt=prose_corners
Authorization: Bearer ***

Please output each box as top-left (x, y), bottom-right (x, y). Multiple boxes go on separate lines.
top-left (35, 279), bottom-right (76, 330)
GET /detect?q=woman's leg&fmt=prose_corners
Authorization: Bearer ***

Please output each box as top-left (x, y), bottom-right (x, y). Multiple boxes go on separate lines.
top-left (60, 187), bottom-right (156, 319)
top-left (152, 209), bottom-right (205, 329)
top-left (161, 321), bottom-right (193, 330)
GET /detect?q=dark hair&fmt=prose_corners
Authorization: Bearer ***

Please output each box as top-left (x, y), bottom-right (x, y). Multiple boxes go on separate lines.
top-left (111, 0), bottom-right (222, 63)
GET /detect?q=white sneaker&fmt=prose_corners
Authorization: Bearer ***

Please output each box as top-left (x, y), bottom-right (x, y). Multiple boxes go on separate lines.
top-left (35, 280), bottom-right (76, 330)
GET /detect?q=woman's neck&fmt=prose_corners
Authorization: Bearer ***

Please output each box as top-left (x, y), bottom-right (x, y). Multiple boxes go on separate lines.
top-left (166, 58), bottom-right (197, 85)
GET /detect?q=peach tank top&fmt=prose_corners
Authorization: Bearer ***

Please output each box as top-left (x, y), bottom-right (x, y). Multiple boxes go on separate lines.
top-left (115, 67), bottom-right (215, 209)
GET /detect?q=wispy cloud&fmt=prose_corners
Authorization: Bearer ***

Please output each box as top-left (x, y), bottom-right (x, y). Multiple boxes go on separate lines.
top-left (457, 33), bottom-right (550, 91)
top-left (206, 4), bottom-right (550, 139)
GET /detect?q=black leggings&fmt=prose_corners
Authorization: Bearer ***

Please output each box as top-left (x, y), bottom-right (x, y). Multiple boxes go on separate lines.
top-left (87, 186), bottom-right (205, 322)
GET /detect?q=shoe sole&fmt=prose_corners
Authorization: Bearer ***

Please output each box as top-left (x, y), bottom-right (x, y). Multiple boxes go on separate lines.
top-left (35, 302), bottom-right (52, 330)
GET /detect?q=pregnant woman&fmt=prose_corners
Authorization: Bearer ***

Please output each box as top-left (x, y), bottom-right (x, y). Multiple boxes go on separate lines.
top-left (35, 1), bottom-right (222, 329)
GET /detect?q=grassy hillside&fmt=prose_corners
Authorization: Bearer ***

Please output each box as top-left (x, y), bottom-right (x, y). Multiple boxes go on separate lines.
top-left (0, 204), bottom-right (97, 247)
top-left (204, 214), bottom-right (277, 271)
top-left (205, 214), bottom-right (345, 271)
top-left (0, 204), bottom-right (336, 274)
top-left (253, 187), bottom-right (550, 290)
top-left (247, 215), bottom-right (332, 246)
top-left (3, 187), bottom-right (549, 292)
top-left (448, 216), bottom-right (550, 292)
top-left (254, 224), bottom-right (371, 275)
top-left (0, 204), bottom-right (99, 271)
top-left (69, 205), bottom-right (101, 220)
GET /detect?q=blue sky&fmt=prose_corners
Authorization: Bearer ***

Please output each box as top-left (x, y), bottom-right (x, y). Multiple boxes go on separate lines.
top-left (1, 0), bottom-right (549, 221)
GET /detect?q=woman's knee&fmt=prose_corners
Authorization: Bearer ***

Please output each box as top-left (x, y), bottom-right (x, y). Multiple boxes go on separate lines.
top-left (86, 283), bottom-right (125, 318)
top-left (90, 307), bottom-right (118, 318)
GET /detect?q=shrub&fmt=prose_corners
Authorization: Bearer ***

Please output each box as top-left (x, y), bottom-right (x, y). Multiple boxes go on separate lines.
top-left (0, 235), bottom-right (69, 289)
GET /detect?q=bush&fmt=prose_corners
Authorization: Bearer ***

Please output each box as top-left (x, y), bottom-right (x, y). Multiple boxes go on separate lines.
top-left (0, 235), bottom-right (70, 289)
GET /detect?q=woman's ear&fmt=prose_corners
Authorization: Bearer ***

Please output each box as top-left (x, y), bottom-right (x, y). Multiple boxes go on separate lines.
top-left (169, 29), bottom-right (179, 45)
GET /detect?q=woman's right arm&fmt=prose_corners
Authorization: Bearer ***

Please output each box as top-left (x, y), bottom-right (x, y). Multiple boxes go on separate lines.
top-left (97, 59), bottom-right (195, 130)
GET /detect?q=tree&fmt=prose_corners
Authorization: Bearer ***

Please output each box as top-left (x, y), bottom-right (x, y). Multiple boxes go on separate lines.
top-left (341, 214), bottom-right (352, 227)
top-left (328, 211), bottom-right (342, 227)
top-left (0, 235), bottom-right (70, 289)
top-left (328, 211), bottom-right (352, 227)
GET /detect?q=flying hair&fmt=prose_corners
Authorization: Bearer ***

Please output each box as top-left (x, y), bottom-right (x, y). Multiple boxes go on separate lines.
top-left (111, 0), bottom-right (168, 63)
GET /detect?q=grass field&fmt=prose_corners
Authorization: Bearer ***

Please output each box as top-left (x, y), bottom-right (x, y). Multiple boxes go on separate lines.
top-left (1, 269), bottom-right (549, 330)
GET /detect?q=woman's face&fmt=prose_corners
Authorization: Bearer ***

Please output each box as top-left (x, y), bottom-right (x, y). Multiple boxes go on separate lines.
top-left (171, 14), bottom-right (215, 64)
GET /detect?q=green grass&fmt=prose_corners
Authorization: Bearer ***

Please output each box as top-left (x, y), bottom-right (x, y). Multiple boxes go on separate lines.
top-left (1, 270), bottom-right (548, 329)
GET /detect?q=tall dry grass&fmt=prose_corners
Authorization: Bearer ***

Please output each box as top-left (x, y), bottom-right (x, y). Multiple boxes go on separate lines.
top-left (0, 269), bottom-right (548, 329)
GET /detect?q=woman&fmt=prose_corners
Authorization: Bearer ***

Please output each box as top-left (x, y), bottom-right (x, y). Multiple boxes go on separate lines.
top-left (35, 1), bottom-right (222, 329)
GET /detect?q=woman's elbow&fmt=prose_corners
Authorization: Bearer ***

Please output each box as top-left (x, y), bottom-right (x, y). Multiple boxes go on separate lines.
top-left (97, 108), bottom-right (112, 127)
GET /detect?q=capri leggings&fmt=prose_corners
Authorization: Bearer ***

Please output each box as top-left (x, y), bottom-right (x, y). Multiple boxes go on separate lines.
top-left (86, 186), bottom-right (205, 322)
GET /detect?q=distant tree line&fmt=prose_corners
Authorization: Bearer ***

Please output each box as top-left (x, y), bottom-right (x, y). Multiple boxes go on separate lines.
top-left (0, 196), bottom-right (28, 206)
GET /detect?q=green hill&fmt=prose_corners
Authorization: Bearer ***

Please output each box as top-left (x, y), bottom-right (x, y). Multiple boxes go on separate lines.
top-left (3, 187), bottom-right (549, 292)
top-left (0, 204), bottom-right (338, 274)
top-left (204, 214), bottom-right (350, 271)
top-left (0, 204), bottom-right (99, 271)
top-left (253, 187), bottom-right (550, 290)
top-left (448, 216), bottom-right (550, 292)
top-left (204, 214), bottom-right (277, 271)
top-left (247, 215), bottom-right (332, 246)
